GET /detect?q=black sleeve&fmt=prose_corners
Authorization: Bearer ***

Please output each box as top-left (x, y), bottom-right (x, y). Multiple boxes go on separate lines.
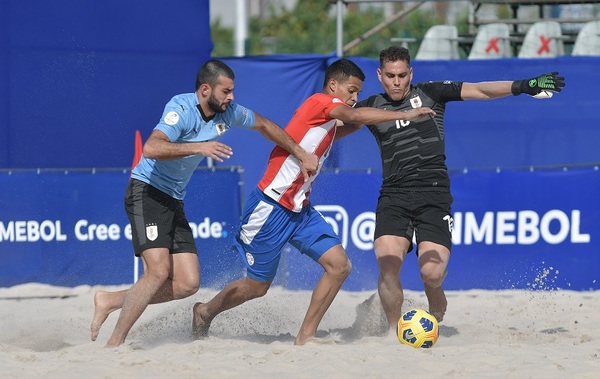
top-left (418, 81), bottom-right (464, 103)
top-left (354, 96), bottom-right (373, 109)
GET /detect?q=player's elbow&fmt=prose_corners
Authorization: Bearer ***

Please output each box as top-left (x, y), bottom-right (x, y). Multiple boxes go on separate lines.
top-left (142, 142), bottom-right (160, 159)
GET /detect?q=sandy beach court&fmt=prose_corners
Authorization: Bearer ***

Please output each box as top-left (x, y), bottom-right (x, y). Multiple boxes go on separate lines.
top-left (1, 283), bottom-right (599, 378)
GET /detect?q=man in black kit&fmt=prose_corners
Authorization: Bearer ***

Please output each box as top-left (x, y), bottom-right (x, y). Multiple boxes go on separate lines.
top-left (336, 46), bottom-right (565, 337)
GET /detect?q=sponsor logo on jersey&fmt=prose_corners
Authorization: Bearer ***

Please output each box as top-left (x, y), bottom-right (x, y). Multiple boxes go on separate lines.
top-left (164, 111), bottom-right (180, 126)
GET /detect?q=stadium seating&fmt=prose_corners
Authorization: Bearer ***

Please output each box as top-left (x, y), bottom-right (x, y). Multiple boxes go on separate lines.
top-left (518, 21), bottom-right (566, 58)
top-left (468, 23), bottom-right (513, 59)
top-left (415, 25), bottom-right (460, 60)
top-left (572, 20), bottom-right (600, 56)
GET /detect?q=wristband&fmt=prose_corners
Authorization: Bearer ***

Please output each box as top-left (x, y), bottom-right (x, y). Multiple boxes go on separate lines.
top-left (511, 80), bottom-right (523, 96)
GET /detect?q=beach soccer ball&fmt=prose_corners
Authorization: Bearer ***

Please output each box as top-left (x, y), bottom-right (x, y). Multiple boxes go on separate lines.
top-left (397, 308), bottom-right (439, 348)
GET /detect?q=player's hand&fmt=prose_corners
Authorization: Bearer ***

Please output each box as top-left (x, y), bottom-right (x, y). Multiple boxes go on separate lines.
top-left (401, 107), bottom-right (436, 121)
top-left (298, 151), bottom-right (319, 182)
top-left (197, 141), bottom-right (232, 162)
top-left (512, 72), bottom-right (565, 96)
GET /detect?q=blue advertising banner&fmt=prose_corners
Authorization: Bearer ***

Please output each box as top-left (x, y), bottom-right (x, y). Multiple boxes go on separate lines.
top-left (1, 167), bottom-right (598, 291)
top-left (0, 169), bottom-right (244, 288)
top-left (284, 166), bottom-right (599, 291)
top-left (449, 166), bottom-right (598, 291)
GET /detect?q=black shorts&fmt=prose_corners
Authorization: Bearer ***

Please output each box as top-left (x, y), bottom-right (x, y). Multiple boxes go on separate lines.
top-left (374, 189), bottom-right (454, 253)
top-left (124, 179), bottom-right (197, 257)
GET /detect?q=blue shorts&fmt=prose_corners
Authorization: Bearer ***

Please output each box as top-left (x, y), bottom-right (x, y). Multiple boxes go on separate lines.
top-left (233, 188), bottom-right (341, 282)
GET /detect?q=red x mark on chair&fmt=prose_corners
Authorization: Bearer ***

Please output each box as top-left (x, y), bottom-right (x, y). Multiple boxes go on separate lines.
top-left (537, 35), bottom-right (551, 55)
top-left (485, 38), bottom-right (500, 54)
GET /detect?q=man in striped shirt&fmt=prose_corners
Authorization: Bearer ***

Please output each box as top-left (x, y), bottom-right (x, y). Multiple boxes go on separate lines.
top-left (192, 58), bottom-right (435, 345)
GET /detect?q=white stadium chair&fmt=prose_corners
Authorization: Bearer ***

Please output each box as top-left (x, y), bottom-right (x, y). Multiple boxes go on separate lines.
top-left (415, 25), bottom-right (460, 60)
top-left (468, 23), bottom-right (513, 59)
top-left (572, 20), bottom-right (600, 56)
top-left (518, 21), bottom-right (565, 58)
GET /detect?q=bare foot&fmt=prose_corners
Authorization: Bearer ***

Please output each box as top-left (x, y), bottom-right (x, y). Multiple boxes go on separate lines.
top-left (425, 286), bottom-right (448, 322)
top-left (386, 324), bottom-right (398, 339)
top-left (104, 338), bottom-right (124, 348)
top-left (294, 332), bottom-right (316, 346)
top-left (192, 302), bottom-right (211, 339)
top-left (297, 336), bottom-right (337, 345)
top-left (91, 291), bottom-right (117, 341)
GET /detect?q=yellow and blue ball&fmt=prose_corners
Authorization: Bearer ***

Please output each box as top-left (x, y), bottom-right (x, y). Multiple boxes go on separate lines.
top-left (397, 308), bottom-right (439, 348)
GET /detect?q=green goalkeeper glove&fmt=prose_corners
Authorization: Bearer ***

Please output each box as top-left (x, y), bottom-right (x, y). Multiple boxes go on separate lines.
top-left (511, 72), bottom-right (565, 96)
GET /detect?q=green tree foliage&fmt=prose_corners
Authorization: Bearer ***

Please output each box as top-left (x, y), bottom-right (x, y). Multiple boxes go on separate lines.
top-left (210, 17), bottom-right (235, 57)
top-left (343, 6), bottom-right (440, 58)
top-left (210, 0), bottom-right (444, 58)
top-left (247, 0), bottom-right (334, 55)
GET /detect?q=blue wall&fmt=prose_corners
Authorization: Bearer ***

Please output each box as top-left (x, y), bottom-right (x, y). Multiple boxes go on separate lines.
top-left (1, 0), bottom-right (212, 168)
top-left (216, 55), bottom-right (600, 198)
top-left (0, 0), bottom-right (9, 167)
top-left (1, 1), bottom-right (599, 290)
top-left (1, 2), bottom-right (597, 177)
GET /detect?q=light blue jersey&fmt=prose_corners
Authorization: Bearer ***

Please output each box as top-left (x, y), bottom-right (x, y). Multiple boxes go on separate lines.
top-left (131, 93), bottom-right (256, 199)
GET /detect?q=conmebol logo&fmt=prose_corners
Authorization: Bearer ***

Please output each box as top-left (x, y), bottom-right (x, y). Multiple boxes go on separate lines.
top-left (452, 210), bottom-right (590, 245)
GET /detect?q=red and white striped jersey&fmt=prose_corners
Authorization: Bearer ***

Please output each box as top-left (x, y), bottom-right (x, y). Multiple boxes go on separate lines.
top-left (258, 93), bottom-right (348, 212)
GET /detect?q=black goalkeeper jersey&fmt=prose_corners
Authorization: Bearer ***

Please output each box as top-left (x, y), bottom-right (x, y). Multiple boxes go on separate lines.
top-left (356, 81), bottom-right (463, 191)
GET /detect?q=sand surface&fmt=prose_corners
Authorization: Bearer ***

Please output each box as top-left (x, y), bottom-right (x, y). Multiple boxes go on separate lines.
top-left (1, 283), bottom-right (599, 378)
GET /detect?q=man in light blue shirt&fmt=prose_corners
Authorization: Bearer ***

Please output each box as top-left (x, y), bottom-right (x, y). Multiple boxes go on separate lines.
top-left (91, 59), bottom-right (318, 347)
top-left (131, 90), bottom-right (253, 199)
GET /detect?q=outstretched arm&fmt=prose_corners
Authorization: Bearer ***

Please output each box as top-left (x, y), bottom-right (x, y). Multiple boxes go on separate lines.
top-left (252, 112), bottom-right (319, 182)
top-left (329, 105), bottom-right (435, 127)
top-left (460, 81), bottom-right (513, 100)
top-left (461, 72), bottom-right (565, 100)
top-left (331, 106), bottom-right (435, 141)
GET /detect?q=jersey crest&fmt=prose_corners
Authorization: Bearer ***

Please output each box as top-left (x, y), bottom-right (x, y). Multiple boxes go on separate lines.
top-left (215, 122), bottom-right (228, 135)
top-left (146, 223), bottom-right (158, 241)
top-left (410, 95), bottom-right (422, 108)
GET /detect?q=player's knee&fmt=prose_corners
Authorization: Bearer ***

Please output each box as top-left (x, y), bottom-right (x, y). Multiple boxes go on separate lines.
top-left (175, 279), bottom-right (199, 299)
top-left (168, 275), bottom-right (199, 299)
top-left (246, 280), bottom-right (270, 300)
top-left (146, 265), bottom-right (171, 283)
top-left (253, 286), bottom-right (269, 298)
top-left (343, 258), bottom-right (352, 277)
top-left (324, 254), bottom-right (352, 280)
top-left (377, 254), bottom-right (402, 276)
top-left (421, 266), bottom-right (446, 287)
top-left (332, 257), bottom-right (352, 279)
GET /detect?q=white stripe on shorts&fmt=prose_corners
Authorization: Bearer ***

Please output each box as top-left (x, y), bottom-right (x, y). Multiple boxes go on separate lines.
top-left (239, 200), bottom-right (274, 245)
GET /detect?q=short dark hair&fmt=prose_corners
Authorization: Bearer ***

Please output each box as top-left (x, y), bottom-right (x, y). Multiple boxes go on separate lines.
top-left (196, 59), bottom-right (235, 91)
top-left (323, 58), bottom-right (366, 89)
top-left (379, 46), bottom-right (411, 69)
